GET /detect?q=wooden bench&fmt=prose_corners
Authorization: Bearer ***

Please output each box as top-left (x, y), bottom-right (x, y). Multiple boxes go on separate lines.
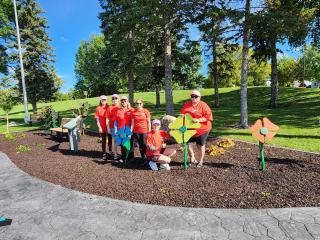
top-left (50, 118), bottom-right (72, 138)
top-left (50, 117), bottom-right (84, 138)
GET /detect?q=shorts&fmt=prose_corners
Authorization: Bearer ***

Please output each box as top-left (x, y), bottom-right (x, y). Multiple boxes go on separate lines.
top-left (189, 132), bottom-right (209, 146)
top-left (147, 148), bottom-right (176, 162)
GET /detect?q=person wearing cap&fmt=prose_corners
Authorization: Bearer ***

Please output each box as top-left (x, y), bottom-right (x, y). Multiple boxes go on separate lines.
top-left (130, 99), bottom-right (151, 161)
top-left (180, 90), bottom-right (213, 167)
top-left (106, 94), bottom-right (120, 159)
top-left (95, 95), bottom-right (109, 160)
top-left (146, 119), bottom-right (176, 171)
top-left (111, 96), bottom-right (133, 162)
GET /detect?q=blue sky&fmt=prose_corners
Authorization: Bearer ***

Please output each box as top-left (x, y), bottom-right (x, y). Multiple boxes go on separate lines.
top-left (38, 0), bottom-right (300, 93)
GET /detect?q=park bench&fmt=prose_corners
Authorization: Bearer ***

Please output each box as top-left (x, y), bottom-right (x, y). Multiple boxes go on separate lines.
top-left (50, 117), bottom-right (72, 138)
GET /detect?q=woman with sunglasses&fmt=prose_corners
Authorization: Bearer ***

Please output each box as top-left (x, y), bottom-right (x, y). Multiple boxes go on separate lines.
top-left (130, 99), bottom-right (151, 161)
top-left (146, 119), bottom-right (176, 171)
top-left (180, 90), bottom-right (213, 167)
top-left (94, 95), bottom-right (109, 160)
top-left (111, 96), bottom-right (133, 162)
top-left (107, 94), bottom-right (120, 159)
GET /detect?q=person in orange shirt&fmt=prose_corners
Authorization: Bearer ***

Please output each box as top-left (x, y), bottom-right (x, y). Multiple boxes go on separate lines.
top-left (146, 119), bottom-right (176, 171)
top-left (106, 94), bottom-right (120, 159)
top-left (130, 99), bottom-right (151, 160)
top-left (180, 90), bottom-right (213, 167)
top-left (95, 95), bottom-right (109, 160)
top-left (111, 96), bottom-right (133, 162)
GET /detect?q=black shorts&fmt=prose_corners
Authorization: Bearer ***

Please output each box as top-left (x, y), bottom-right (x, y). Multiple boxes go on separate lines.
top-left (189, 132), bottom-right (209, 146)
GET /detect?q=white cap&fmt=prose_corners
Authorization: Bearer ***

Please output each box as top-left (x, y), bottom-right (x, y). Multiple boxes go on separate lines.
top-left (191, 90), bottom-right (201, 97)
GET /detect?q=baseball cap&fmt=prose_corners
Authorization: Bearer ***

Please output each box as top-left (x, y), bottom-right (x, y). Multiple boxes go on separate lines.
top-left (111, 94), bottom-right (119, 99)
top-left (191, 90), bottom-right (201, 97)
top-left (152, 119), bottom-right (161, 125)
top-left (100, 95), bottom-right (107, 100)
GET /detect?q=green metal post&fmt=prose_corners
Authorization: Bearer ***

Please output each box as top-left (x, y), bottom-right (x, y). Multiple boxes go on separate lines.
top-left (184, 143), bottom-right (188, 171)
top-left (259, 142), bottom-right (265, 171)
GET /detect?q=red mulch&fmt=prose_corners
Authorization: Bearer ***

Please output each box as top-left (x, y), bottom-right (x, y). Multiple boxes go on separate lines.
top-left (0, 131), bottom-right (319, 208)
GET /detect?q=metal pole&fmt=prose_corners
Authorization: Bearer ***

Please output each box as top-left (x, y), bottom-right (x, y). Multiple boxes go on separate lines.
top-left (13, 0), bottom-right (30, 123)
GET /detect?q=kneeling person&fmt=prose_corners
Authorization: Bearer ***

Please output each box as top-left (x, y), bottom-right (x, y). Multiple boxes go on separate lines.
top-left (146, 119), bottom-right (176, 171)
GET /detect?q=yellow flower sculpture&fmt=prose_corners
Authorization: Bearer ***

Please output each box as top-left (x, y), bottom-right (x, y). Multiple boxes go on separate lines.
top-left (169, 113), bottom-right (201, 170)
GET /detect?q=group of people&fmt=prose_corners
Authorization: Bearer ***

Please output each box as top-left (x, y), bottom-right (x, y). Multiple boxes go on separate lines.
top-left (94, 90), bottom-right (213, 170)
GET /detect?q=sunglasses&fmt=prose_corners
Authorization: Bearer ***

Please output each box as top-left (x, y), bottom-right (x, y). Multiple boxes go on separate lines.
top-left (112, 97), bottom-right (118, 100)
top-left (101, 99), bottom-right (107, 101)
top-left (121, 99), bottom-right (127, 102)
top-left (152, 123), bottom-right (160, 126)
top-left (191, 95), bottom-right (199, 99)
top-left (136, 102), bottom-right (142, 105)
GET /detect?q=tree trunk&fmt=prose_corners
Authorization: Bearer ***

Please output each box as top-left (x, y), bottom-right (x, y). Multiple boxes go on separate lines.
top-left (155, 85), bottom-right (161, 108)
top-left (6, 112), bottom-right (9, 133)
top-left (31, 98), bottom-right (37, 114)
top-left (240, 0), bottom-right (251, 128)
top-left (128, 29), bottom-right (134, 106)
top-left (212, 39), bottom-right (219, 108)
top-left (269, 37), bottom-right (278, 108)
top-left (164, 22), bottom-right (174, 115)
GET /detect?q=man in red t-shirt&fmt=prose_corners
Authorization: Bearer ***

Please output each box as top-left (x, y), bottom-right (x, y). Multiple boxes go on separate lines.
top-left (131, 99), bottom-right (151, 160)
top-left (146, 119), bottom-right (176, 171)
top-left (180, 90), bottom-right (213, 167)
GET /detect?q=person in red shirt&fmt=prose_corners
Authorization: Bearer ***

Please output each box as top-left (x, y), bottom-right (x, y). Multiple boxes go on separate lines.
top-left (111, 96), bottom-right (132, 162)
top-left (180, 90), bottom-right (213, 167)
top-left (130, 99), bottom-right (151, 160)
top-left (146, 119), bottom-right (176, 171)
top-left (106, 94), bottom-right (120, 159)
top-left (94, 95), bottom-right (109, 160)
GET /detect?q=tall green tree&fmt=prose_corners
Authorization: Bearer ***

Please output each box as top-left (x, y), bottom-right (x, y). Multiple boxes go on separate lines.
top-left (251, 0), bottom-right (317, 108)
top-left (296, 46), bottom-right (320, 82)
top-left (8, 0), bottom-right (58, 113)
top-left (192, 0), bottom-right (240, 107)
top-left (277, 56), bottom-right (296, 86)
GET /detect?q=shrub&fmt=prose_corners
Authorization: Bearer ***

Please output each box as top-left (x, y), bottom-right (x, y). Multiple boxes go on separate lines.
top-left (16, 145), bottom-right (31, 154)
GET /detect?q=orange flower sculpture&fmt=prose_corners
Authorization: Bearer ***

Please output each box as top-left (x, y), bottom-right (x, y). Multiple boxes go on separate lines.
top-left (250, 117), bottom-right (279, 171)
top-left (251, 117), bottom-right (279, 143)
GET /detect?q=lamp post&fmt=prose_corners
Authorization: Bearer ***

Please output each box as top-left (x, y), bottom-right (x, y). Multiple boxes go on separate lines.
top-left (12, 0), bottom-right (29, 123)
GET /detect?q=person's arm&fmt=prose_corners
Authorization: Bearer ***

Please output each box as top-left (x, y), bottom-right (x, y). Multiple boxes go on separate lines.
top-left (131, 118), bottom-right (134, 133)
top-left (147, 117), bottom-right (151, 132)
top-left (106, 118), bottom-right (110, 134)
top-left (96, 119), bottom-right (102, 133)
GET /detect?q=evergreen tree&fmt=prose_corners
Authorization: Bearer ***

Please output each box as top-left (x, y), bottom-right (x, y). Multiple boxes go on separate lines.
top-left (9, 0), bottom-right (58, 113)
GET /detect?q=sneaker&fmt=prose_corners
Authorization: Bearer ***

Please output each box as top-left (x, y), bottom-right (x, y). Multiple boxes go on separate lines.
top-left (102, 153), bottom-right (107, 160)
top-left (148, 161), bottom-right (158, 171)
top-left (160, 163), bottom-right (171, 170)
top-left (119, 159), bottom-right (123, 163)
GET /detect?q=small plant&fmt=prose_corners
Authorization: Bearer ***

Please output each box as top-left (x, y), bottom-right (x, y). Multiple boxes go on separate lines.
top-left (40, 105), bottom-right (59, 130)
top-left (261, 192), bottom-right (272, 198)
top-left (16, 145), bottom-right (31, 154)
top-left (207, 145), bottom-right (225, 156)
top-left (36, 143), bottom-right (46, 148)
top-left (4, 133), bottom-right (16, 141)
top-left (159, 188), bottom-right (169, 195)
top-left (0, 89), bottom-right (18, 133)
top-left (217, 139), bottom-right (235, 149)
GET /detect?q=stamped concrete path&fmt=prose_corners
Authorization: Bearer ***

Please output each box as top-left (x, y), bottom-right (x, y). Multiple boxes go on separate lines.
top-left (0, 152), bottom-right (319, 240)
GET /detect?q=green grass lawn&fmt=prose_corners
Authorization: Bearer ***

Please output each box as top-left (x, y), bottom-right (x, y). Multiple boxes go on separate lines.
top-left (1, 87), bottom-right (319, 152)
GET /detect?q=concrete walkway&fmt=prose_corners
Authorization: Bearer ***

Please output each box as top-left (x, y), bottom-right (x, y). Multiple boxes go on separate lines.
top-left (0, 152), bottom-right (319, 240)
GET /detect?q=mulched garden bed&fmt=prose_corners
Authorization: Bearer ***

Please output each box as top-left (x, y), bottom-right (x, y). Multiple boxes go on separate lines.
top-left (0, 131), bottom-right (319, 209)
